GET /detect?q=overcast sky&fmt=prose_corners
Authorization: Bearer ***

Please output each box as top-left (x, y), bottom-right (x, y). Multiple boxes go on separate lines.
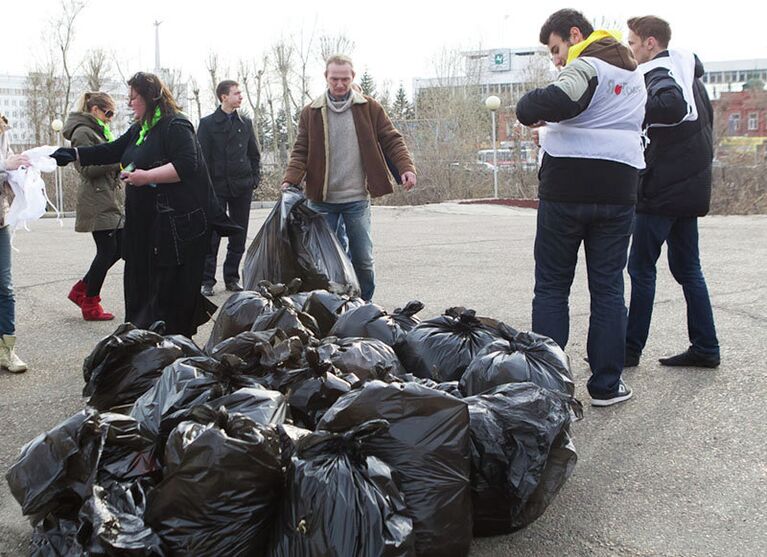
top-left (3, 0), bottom-right (765, 100)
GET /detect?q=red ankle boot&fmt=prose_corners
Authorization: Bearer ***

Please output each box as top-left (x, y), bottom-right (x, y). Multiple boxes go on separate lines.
top-left (68, 280), bottom-right (88, 308)
top-left (81, 296), bottom-right (115, 321)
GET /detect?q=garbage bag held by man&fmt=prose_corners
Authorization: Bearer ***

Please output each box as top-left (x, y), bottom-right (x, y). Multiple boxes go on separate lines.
top-left (146, 408), bottom-right (283, 557)
top-left (243, 187), bottom-right (360, 295)
top-left (465, 383), bottom-right (577, 536)
top-left (271, 420), bottom-right (415, 557)
top-left (318, 380), bottom-right (472, 557)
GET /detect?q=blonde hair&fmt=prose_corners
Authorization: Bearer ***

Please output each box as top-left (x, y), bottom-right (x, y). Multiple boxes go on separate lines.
top-left (325, 54), bottom-right (355, 73)
top-left (78, 91), bottom-right (116, 114)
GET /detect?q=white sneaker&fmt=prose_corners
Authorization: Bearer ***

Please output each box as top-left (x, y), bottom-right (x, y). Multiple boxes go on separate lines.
top-left (0, 335), bottom-right (28, 373)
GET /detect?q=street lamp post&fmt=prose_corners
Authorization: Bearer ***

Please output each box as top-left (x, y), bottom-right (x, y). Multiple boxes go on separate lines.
top-left (485, 95), bottom-right (501, 199)
top-left (51, 119), bottom-right (64, 211)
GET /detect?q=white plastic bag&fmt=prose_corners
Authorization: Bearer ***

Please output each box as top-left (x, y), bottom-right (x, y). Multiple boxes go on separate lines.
top-left (6, 145), bottom-right (59, 231)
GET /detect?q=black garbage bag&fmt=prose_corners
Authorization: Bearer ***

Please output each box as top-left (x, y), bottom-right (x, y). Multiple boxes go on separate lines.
top-left (6, 409), bottom-right (104, 524)
top-left (98, 413), bottom-right (161, 485)
top-left (130, 355), bottom-right (267, 440)
top-left (208, 329), bottom-right (296, 371)
top-left (275, 423), bottom-right (313, 468)
top-left (146, 407), bottom-right (282, 557)
top-left (460, 323), bottom-right (575, 398)
top-left (30, 515), bottom-right (83, 556)
top-left (318, 381), bottom-right (472, 557)
top-left (318, 337), bottom-right (406, 381)
top-left (397, 307), bottom-right (502, 381)
top-left (391, 300), bottom-right (425, 332)
top-left (464, 383), bottom-right (577, 536)
top-left (83, 323), bottom-right (201, 411)
top-left (270, 420), bottom-right (415, 557)
top-left (396, 374), bottom-right (464, 398)
top-left (204, 291), bottom-right (275, 353)
top-left (302, 289), bottom-right (366, 337)
top-left (329, 302), bottom-right (423, 349)
top-left (251, 305), bottom-right (320, 343)
top-left (257, 348), bottom-right (352, 430)
top-left (78, 480), bottom-right (164, 556)
top-left (243, 187), bottom-right (360, 295)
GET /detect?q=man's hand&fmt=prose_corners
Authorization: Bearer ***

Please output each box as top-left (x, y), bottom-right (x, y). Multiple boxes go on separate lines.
top-left (280, 182), bottom-right (293, 192)
top-left (4, 154), bottom-right (31, 171)
top-left (50, 148), bottom-right (77, 167)
top-left (121, 169), bottom-right (152, 187)
top-left (401, 171), bottom-right (416, 191)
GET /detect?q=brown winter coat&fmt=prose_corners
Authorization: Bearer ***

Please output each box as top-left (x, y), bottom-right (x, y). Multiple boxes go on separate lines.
top-left (63, 112), bottom-right (125, 232)
top-left (283, 91), bottom-right (416, 202)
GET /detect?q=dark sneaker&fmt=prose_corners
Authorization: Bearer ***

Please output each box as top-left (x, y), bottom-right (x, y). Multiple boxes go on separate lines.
top-left (201, 284), bottom-right (214, 297)
top-left (225, 281), bottom-right (244, 292)
top-left (591, 380), bottom-right (633, 407)
top-left (659, 349), bottom-right (719, 368)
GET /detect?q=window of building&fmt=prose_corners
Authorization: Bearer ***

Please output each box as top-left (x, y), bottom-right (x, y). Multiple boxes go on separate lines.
top-left (728, 113), bottom-right (740, 134)
top-left (748, 112), bottom-right (758, 131)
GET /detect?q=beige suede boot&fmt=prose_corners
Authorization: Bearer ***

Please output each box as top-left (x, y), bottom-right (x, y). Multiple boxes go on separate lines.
top-left (0, 335), bottom-right (28, 373)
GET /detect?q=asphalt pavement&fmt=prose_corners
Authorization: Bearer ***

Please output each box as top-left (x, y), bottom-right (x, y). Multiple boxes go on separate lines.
top-left (1, 204), bottom-right (764, 556)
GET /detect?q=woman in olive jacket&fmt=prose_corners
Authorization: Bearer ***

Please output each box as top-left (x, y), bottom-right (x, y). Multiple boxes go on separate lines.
top-left (63, 92), bottom-right (125, 321)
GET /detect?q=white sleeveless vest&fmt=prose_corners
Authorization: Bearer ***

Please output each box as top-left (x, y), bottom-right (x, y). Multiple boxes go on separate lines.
top-left (540, 57), bottom-right (647, 169)
top-left (638, 49), bottom-right (699, 128)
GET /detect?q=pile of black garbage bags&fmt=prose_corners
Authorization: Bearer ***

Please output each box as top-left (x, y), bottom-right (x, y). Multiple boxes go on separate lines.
top-left (6, 279), bottom-right (582, 557)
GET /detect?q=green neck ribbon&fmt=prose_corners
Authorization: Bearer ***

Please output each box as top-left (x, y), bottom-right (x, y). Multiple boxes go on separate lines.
top-left (136, 106), bottom-right (162, 146)
top-left (96, 118), bottom-right (114, 142)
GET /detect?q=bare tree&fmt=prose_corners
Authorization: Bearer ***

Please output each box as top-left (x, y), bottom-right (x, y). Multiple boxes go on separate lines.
top-left (26, 57), bottom-right (66, 144)
top-left (83, 48), bottom-right (112, 91)
top-left (52, 0), bottom-right (86, 117)
top-left (293, 24), bottom-right (317, 106)
top-left (273, 41), bottom-right (297, 148)
top-left (206, 52), bottom-right (220, 105)
top-left (318, 34), bottom-right (355, 62)
top-left (189, 77), bottom-right (202, 123)
top-left (239, 56), bottom-right (267, 150)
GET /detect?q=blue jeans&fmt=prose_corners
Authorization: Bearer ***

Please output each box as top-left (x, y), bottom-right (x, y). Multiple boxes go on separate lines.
top-left (532, 200), bottom-right (634, 397)
top-left (0, 226), bottom-right (15, 336)
top-left (627, 214), bottom-right (719, 357)
top-left (307, 199), bottom-right (375, 301)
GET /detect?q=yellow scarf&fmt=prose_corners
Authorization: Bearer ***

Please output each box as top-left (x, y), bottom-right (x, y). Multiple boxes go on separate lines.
top-left (566, 29), bottom-right (623, 66)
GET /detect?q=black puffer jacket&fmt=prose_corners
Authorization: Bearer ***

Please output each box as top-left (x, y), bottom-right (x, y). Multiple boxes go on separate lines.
top-left (638, 52), bottom-right (713, 217)
top-left (197, 107), bottom-right (260, 198)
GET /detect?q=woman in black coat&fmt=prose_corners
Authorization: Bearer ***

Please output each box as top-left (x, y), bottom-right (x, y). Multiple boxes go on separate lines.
top-left (53, 72), bottom-right (225, 337)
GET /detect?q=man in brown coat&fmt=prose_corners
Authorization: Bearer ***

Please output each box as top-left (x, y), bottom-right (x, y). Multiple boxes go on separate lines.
top-left (281, 55), bottom-right (416, 301)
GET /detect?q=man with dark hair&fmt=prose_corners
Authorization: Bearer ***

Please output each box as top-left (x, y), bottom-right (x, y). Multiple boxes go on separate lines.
top-left (198, 80), bottom-right (261, 296)
top-left (625, 16), bottom-right (720, 368)
top-left (516, 9), bottom-right (646, 407)
top-left (280, 55), bottom-right (416, 301)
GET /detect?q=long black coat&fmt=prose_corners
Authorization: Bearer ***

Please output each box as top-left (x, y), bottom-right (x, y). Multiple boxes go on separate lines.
top-left (197, 107), bottom-right (260, 199)
top-left (77, 114), bottom-right (217, 337)
top-left (638, 53), bottom-right (714, 217)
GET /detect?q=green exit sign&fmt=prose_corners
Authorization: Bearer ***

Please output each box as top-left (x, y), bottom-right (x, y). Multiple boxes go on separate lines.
top-left (494, 53), bottom-right (505, 65)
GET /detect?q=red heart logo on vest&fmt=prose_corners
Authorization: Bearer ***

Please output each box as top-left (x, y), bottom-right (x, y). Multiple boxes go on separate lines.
top-left (614, 84), bottom-right (623, 95)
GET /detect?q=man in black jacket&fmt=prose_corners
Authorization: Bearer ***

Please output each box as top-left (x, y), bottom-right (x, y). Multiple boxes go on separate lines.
top-left (198, 80), bottom-right (261, 295)
top-left (625, 16), bottom-right (720, 368)
top-left (516, 9), bottom-right (647, 407)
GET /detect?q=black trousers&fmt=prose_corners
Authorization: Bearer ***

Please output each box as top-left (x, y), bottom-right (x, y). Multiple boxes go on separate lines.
top-left (203, 190), bottom-right (251, 286)
top-left (84, 228), bottom-right (123, 297)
